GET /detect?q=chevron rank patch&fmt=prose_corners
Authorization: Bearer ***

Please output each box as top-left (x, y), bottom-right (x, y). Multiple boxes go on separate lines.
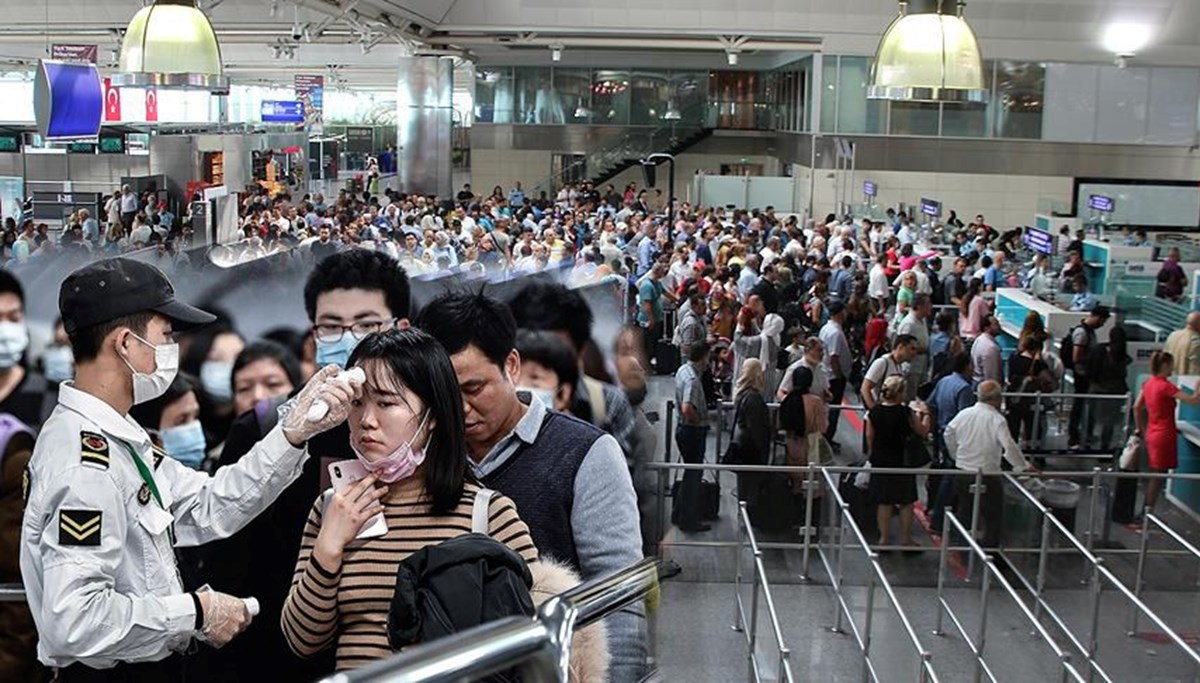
top-left (80, 431), bottom-right (110, 469)
top-left (59, 509), bottom-right (102, 546)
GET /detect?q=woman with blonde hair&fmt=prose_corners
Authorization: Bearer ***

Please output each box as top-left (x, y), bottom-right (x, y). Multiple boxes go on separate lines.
top-left (732, 358), bottom-right (772, 510)
top-left (866, 375), bottom-right (931, 548)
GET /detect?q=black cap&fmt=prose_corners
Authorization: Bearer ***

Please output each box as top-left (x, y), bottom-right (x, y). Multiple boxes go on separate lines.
top-left (59, 257), bottom-right (215, 335)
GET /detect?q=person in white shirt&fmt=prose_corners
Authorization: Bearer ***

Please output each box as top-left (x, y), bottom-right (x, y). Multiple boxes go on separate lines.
top-left (778, 336), bottom-right (829, 402)
top-left (970, 315), bottom-right (1003, 385)
top-left (896, 294), bottom-right (932, 400)
top-left (868, 254), bottom-right (890, 310)
top-left (945, 380), bottom-right (1037, 546)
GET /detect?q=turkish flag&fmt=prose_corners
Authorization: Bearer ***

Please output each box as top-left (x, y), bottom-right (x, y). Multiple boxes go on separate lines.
top-left (103, 78), bottom-right (121, 121)
top-left (145, 88), bottom-right (158, 122)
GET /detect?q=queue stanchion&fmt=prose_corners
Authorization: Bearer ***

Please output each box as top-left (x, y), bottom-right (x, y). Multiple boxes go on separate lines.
top-left (1128, 509), bottom-right (1152, 636)
top-left (799, 464), bottom-right (816, 583)
top-left (966, 469), bottom-right (985, 580)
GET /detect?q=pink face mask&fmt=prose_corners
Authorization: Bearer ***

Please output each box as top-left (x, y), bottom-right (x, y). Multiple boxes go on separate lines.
top-left (352, 411), bottom-right (431, 483)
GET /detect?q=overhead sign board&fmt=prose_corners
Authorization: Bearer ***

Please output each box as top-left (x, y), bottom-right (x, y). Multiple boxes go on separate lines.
top-left (261, 100), bottom-right (305, 123)
top-left (863, 181), bottom-right (877, 197)
top-left (920, 197), bottom-right (941, 218)
top-left (1023, 226), bottom-right (1054, 255)
top-left (1088, 194), bottom-right (1115, 212)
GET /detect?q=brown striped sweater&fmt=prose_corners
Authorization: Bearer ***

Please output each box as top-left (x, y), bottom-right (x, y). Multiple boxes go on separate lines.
top-left (281, 477), bottom-right (539, 671)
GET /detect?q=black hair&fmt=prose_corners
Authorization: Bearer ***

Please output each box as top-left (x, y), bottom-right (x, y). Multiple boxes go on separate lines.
top-left (303, 250), bottom-right (411, 323)
top-left (688, 340), bottom-right (711, 363)
top-left (507, 280), bottom-right (594, 352)
top-left (181, 326), bottom-right (241, 380)
top-left (262, 327), bottom-right (308, 362)
top-left (414, 291), bottom-right (516, 368)
top-left (232, 340), bottom-right (302, 392)
top-left (0, 270), bottom-right (24, 305)
top-left (129, 373), bottom-right (197, 432)
top-left (514, 329), bottom-right (579, 389)
top-left (894, 333), bottom-right (918, 349)
top-left (779, 366), bottom-right (813, 436)
top-left (347, 328), bottom-right (468, 514)
top-left (950, 351), bottom-right (971, 375)
top-left (69, 312), bottom-right (154, 364)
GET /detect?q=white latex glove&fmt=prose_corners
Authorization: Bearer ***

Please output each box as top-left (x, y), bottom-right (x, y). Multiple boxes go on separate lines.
top-left (280, 365), bottom-right (364, 444)
top-left (198, 590), bottom-right (253, 648)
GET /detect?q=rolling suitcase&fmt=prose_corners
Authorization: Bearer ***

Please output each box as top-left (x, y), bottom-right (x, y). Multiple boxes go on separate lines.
top-left (1110, 470), bottom-right (1138, 524)
top-left (655, 339), bottom-right (680, 375)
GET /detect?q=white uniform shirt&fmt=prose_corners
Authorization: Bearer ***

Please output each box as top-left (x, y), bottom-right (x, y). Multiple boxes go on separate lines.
top-left (20, 382), bottom-right (310, 669)
top-left (945, 402), bottom-right (1029, 472)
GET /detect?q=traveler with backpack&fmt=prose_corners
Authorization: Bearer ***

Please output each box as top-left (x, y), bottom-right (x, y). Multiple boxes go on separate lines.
top-left (281, 330), bottom-right (539, 670)
top-left (1065, 305), bottom-right (1110, 450)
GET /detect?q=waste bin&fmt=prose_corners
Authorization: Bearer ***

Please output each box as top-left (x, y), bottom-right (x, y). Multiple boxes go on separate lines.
top-left (1003, 476), bottom-right (1045, 547)
top-left (1042, 479), bottom-right (1081, 537)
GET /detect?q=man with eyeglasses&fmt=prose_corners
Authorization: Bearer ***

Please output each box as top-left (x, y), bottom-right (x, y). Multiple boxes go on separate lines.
top-left (203, 250), bottom-right (411, 682)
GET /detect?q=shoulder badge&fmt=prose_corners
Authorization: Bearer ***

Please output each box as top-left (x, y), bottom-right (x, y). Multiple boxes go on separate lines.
top-left (80, 431), bottom-right (110, 470)
top-left (21, 464), bottom-right (30, 504)
top-left (137, 483), bottom-right (151, 506)
top-left (59, 509), bottom-right (102, 546)
top-left (152, 452), bottom-right (164, 471)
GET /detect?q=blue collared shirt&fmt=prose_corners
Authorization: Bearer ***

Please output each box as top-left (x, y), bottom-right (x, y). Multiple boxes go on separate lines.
top-left (929, 372), bottom-right (975, 430)
top-left (1070, 291), bottom-right (1098, 312)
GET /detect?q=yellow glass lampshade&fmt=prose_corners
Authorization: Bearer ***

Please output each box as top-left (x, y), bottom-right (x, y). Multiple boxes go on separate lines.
top-left (112, 0), bottom-right (228, 92)
top-left (869, 8), bottom-right (985, 102)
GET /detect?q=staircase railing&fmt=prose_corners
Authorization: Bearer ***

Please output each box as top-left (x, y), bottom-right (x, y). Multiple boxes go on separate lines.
top-left (529, 101), bottom-right (710, 198)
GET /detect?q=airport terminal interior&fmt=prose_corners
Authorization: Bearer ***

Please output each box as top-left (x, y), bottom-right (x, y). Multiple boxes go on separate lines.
top-left (2, 1), bottom-right (1200, 682)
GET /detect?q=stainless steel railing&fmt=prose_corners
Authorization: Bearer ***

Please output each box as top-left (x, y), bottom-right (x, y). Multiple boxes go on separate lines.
top-left (731, 501), bottom-right (796, 683)
top-left (1129, 509), bottom-right (1200, 636)
top-left (317, 558), bottom-right (661, 683)
top-left (816, 468), bottom-right (938, 683)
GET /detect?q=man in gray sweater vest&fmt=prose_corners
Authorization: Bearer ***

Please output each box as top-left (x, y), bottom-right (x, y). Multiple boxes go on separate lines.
top-left (416, 291), bottom-right (647, 682)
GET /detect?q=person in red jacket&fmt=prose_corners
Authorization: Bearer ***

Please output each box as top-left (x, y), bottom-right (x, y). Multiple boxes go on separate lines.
top-left (865, 312), bottom-right (889, 362)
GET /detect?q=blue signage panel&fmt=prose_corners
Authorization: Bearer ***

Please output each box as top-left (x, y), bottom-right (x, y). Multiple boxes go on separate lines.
top-left (261, 100), bottom-right (305, 123)
top-left (34, 60), bottom-right (102, 139)
top-left (1023, 226), bottom-right (1054, 255)
top-left (1088, 194), bottom-right (1115, 212)
top-left (863, 181), bottom-right (877, 197)
top-left (920, 197), bottom-right (941, 218)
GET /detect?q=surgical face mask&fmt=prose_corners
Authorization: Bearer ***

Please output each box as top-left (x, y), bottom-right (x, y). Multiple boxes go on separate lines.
top-left (352, 411), bottom-right (430, 484)
top-left (0, 322), bottom-right (28, 368)
top-left (120, 333), bottom-right (179, 405)
top-left (43, 344), bottom-right (74, 383)
top-left (315, 334), bottom-right (361, 369)
top-left (519, 386), bottom-right (556, 411)
top-left (160, 421), bottom-right (207, 470)
top-left (200, 360), bottom-right (234, 402)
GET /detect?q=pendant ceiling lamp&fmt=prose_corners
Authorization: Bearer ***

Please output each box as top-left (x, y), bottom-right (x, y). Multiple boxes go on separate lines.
top-left (868, 0), bottom-right (985, 103)
top-left (111, 0), bottom-right (229, 93)
top-left (662, 99), bottom-right (682, 120)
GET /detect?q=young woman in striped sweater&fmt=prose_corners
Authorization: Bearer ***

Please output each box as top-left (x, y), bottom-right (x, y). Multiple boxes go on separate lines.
top-left (281, 329), bottom-right (539, 670)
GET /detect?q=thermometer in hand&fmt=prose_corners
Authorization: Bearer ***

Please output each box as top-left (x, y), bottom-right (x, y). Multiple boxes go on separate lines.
top-left (306, 367), bottom-right (366, 422)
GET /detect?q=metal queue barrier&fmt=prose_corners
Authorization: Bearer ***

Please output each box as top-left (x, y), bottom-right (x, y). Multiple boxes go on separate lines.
top-left (816, 468), bottom-right (939, 683)
top-left (1129, 509), bottom-right (1200, 637)
top-left (732, 501), bottom-right (796, 683)
top-left (647, 457), bottom-right (1200, 682)
top-left (935, 510), bottom-right (1088, 683)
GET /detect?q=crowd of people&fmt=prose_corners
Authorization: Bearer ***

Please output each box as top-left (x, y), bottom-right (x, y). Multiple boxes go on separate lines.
top-left (0, 173), bottom-right (1195, 683)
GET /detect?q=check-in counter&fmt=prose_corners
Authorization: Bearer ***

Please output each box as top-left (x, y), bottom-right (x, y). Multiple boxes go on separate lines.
top-left (1172, 376), bottom-right (1200, 518)
top-left (994, 289), bottom-right (1115, 346)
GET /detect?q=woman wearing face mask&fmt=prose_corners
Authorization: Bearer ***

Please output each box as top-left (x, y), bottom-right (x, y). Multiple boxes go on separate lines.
top-left (0, 271), bottom-right (53, 428)
top-left (128, 374), bottom-right (209, 472)
top-left (231, 341), bottom-right (301, 418)
top-left (281, 329), bottom-right (540, 670)
top-left (182, 326), bottom-right (246, 450)
top-left (42, 317), bottom-right (75, 385)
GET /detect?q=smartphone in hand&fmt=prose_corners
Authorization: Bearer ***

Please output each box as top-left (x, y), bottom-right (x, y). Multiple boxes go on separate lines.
top-left (327, 459), bottom-right (388, 539)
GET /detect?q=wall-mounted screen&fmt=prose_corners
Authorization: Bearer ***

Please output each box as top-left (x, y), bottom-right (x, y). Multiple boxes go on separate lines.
top-left (1088, 195), bottom-right (1115, 212)
top-left (98, 134), bottom-right (124, 154)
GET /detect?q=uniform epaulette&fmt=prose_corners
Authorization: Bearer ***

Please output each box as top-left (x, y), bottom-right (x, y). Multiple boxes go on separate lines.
top-left (79, 431), bottom-right (110, 469)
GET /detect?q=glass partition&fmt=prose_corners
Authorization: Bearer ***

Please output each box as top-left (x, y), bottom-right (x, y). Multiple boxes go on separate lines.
top-left (554, 68), bottom-right (593, 124)
top-left (835, 56), bottom-right (885, 134)
top-left (474, 67), bottom-right (514, 124)
top-left (994, 61), bottom-right (1045, 139)
top-left (591, 70), bottom-right (631, 124)
top-left (630, 70), bottom-right (669, 125)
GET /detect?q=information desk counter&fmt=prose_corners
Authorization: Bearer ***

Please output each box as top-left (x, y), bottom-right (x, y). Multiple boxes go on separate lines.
top-left (1173, 376), bottom-right (1200, 519)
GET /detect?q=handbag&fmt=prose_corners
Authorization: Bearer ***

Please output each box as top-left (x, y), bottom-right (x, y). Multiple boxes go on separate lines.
top-left (1119, 434), bottom-right (1144, 471)
top-left (720, 394), bottom-right (746, 466)
top-left (806, 431), bottom-right (835, 466)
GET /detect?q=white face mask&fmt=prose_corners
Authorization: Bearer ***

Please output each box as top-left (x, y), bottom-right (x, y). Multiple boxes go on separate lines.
top-left (0, 322), bottom-right (28, 368)
top-left (120, 332), bottom-right (179, 405)
top-left (519, 386), bottom-right (557, 411)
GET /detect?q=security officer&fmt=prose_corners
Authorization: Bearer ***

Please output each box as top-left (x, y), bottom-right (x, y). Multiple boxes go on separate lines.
top-left (20, 258), bottom-right (362, 682)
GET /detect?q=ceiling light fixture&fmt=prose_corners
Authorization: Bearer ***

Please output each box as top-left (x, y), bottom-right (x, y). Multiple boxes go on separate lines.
top-left (549, 44), bottom-right (563, 62)
top-left (111, 0), bottom-right (228, 93)
top-left (726, 50), bottom-right (740, 66)
top-left (1102, 22), bottom-right (1152, 64)
top-left (868, 0), bottom-right (985, 103)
